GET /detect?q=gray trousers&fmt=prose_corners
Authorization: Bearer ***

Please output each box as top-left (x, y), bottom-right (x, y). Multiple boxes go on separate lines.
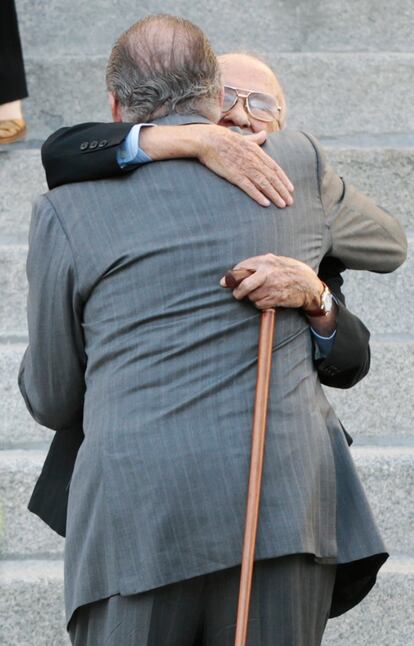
top-left (68, 554), bottom-right (336, 646)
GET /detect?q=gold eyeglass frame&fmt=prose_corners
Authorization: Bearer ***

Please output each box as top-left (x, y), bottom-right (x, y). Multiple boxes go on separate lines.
top-left (222, 85), bottom-right (282, 123)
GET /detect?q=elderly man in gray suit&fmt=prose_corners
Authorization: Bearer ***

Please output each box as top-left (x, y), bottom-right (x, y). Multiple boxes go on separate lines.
top-left (19, 14), bottom-right (406, 646)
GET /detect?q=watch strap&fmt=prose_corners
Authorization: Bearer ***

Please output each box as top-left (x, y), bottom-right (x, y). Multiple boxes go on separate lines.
top-left (304, 282), bottom-right (331, 317)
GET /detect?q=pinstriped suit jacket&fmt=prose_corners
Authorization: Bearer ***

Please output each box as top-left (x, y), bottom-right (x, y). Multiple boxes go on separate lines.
top-left (19, 114), bottom-right (405, 627)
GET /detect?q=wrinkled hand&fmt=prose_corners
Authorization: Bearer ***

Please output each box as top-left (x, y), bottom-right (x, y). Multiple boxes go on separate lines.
top-left (198, 126), bottom-right (294, 208)
top-left (220, 253), bottom-right (324, 311)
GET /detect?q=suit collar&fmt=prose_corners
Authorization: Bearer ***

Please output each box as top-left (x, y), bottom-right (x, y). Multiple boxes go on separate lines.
top-left (151, 113), bottom-right (213, 126)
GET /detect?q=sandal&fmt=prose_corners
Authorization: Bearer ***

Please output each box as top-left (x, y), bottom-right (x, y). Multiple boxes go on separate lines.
top-left (0, 118), bottom-right (27, 144)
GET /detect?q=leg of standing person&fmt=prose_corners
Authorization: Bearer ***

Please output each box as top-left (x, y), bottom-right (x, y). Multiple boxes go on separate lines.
top-left (0, 0), bottom-right (28, 143)
top-left (67, 573), bottom-right (206, 646)
top-left (68, 555), bottom-right (336, 645)
top-left (203, 554), bottom-right (336, 646)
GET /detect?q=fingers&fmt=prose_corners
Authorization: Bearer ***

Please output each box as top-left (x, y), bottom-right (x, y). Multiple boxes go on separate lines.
top-left (221, 268), bottom-right (255, 289)
top-left (244, 131), bottom-right (294, 193)
top-left (245, 130), bottom-right (268, 146)
top-left (275, 165), bottom-right (294, 193)
top-left (236, 177), bottom-right (271, 207)
top-left (258, 152), bottom-right (294, 194)
top-left (252, 298), bottom-right (276, 310)
top-left (211, 131), bottom-right (294, 209)
top-left (245, 154), bottom-right (294, 207)
top-left (219, 254), bottom-right (315, 310)
top-left (254, 174), bottom-right (292, 208)
top-left (220, 257), bottom-right (263, 288)
top-left (253, 155), bottom-right (294, 206)
top-left (232, 255), bottom-right (272, 271)
top-left (232, 271), bottom-right (266, 300)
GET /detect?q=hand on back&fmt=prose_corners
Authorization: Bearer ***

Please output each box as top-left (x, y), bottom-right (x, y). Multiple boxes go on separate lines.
top-left (197, 125), bottom-right (294, 208)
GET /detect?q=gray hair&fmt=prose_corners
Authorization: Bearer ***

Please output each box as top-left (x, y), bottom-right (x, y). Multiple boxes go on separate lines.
top-left (106, 15), bottom-right (222, 122)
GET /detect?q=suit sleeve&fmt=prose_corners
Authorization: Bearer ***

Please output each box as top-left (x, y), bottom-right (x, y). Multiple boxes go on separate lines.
top-left (315, 258), bottom-right (370, 389)
top-left (41, 122), bottom-right (134, 189)
top-left (18, 195), bottom-right (86, 431)
top-left (303, 132), bottom-right (407, 273)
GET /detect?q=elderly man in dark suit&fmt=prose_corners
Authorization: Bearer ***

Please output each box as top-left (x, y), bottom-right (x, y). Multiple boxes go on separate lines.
top-left (20, 14), bottom-right (406, 646)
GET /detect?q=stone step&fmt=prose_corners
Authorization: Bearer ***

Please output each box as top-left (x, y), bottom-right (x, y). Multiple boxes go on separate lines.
top-left (0, 446), bottom-right (413, 559)
top-left (13, 53), bottom-right (414, 141)
top-left (0, 342), bottom-right (49, 449)
top-left (1, 146), bottom-right (413, 241)
top-left (0, 149), bottom-right (46, 242)
top-left (2, 338), bottom-right (413, 450)
top-left (326, 147), bottom-right (414, 232)
top-left (339, 236), bottom-right (412, 335)
top-left (16, 0), bottom-right (414, 56)
top-left (0, 238), bottom-right (412, 337)
top-left (324, 338), bottom-right (414, 441)
top-left (0, 559), bottom-right (69, 645)
top-left (0, 556), bottom-right (412, 645)
top-left (0, 450), bottom-right (65, 557)
top-left (322, 557), bottom-right (414, 646)
top-left (0, 245), bottom-right (28, 337)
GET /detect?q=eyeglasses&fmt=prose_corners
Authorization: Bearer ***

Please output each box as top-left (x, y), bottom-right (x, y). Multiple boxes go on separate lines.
top-left (222, 85), bottom-right (282, 123)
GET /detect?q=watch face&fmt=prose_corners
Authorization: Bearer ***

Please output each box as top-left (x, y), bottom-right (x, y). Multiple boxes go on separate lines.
top-left (322, 289), bottom-right (333, 313)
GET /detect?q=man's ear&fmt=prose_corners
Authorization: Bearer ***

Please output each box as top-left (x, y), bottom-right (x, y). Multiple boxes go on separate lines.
top-left (108, 92), bottom-right (123, 122)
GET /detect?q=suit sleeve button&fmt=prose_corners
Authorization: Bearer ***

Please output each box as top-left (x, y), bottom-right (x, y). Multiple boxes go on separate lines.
top-left (80, 141), bottom-right (88, 150)
top-left (98, 139), bottom-right (108, 148)
top-left (89, 140), bottom-right (98, 149)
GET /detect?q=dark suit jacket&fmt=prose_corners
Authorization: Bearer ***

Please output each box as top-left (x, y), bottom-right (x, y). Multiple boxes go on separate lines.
top-left (28, 123), bottom-right (369, 539)
top-left (22, 120), bottom-right (397, 626)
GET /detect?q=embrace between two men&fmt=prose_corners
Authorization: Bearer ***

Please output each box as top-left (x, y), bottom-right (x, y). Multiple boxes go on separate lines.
top-left (20, 14), bottom-right (407, 646)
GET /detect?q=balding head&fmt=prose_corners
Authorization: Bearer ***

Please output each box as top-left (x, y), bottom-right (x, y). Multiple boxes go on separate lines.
top-left (218, 53), bottom-right (287, 132)
top-left (106, 15), bottom-right (222, 123)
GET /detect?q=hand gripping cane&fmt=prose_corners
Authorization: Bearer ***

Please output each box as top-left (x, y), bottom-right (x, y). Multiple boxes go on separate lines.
top-left (223, 268), bottom-right (276, 646)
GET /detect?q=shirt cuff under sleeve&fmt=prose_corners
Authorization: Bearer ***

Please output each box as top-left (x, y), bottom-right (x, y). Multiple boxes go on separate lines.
top-left (311, 328), bottom-right (337, 359)
top-left (117, 123), bottom-right (155, 168)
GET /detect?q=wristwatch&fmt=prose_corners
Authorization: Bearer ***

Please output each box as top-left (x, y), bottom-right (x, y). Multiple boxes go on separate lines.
top-left (305, 282), bottom-right (334, 317)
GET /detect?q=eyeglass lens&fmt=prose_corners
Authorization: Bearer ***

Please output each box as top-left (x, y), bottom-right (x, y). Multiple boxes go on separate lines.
top-left (222, 87), bottom-right (279, 121)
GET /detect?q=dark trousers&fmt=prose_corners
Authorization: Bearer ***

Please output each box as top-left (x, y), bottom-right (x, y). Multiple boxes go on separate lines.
top-left (0, 0), bottom-right (28, 104)
top-left (68, 554), bottom-right (336, 646)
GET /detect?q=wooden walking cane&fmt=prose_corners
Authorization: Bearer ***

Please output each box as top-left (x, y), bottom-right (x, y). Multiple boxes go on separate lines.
top-left (223, 268), bottom-right (276, 646)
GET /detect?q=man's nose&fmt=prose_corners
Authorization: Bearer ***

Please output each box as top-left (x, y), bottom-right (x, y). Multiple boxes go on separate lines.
top-left (221, 100), bottom-right (251, 129)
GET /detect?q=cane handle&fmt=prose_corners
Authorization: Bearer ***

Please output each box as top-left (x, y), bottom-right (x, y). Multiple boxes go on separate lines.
top-left (224, 268), bottom-right (255, 289)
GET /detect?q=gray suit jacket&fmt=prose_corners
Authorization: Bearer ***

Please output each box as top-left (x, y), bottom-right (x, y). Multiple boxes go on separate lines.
top-left (19, 115), bottom-right (406, 628)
